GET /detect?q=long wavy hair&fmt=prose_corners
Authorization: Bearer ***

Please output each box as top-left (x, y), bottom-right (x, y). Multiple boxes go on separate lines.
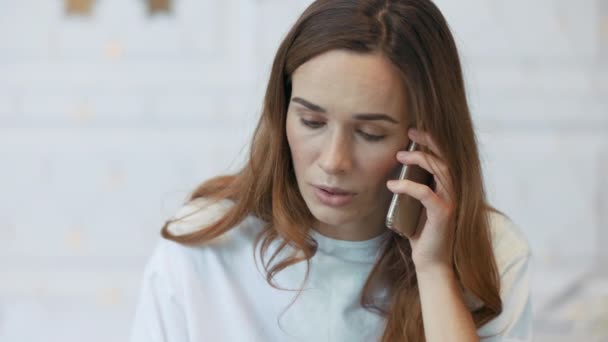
top-left (161, 0), bottom-right (505, 340)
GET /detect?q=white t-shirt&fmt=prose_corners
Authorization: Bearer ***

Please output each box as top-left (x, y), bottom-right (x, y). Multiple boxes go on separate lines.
top-left (130, 197), bottom-right (533, 342)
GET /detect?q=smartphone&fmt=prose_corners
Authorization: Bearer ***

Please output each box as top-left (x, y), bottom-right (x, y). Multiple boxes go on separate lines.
top-left (385, 140), bottom-right (434, 238)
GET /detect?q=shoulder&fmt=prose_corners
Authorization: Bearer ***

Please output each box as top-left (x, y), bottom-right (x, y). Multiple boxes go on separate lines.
top-left (144, 198), bottom-right (251, 288)
top-left (463, 211), bottom-right (532, 310)
top-left (472, 213), bottom-right (534, 339)
top-left (486, 211), bottom-right (532, 271)
top-left (165, 197), bottom-right (237, 236)
top-left (162, 196), bottom-right (265, 252)
top-left (138, 237), bottom-right (195, 302)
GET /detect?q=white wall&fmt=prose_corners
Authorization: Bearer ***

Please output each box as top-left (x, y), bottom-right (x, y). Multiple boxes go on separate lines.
top-left (0, 0), bottom-right (606, 340)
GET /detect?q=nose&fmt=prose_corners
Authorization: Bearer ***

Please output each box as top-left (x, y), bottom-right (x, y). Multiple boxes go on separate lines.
top-left (318, 130), bottom-right (353, 175)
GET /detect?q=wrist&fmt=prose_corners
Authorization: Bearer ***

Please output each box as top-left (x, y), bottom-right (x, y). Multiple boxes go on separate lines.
top-left (415, 262), bottom-right (454, 278)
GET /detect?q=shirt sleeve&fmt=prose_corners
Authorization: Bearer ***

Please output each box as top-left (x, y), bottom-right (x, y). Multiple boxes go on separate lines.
top-left (129, 240), bottom-right (190, 342)
top-left (478, 251), bottom-right (534, 342)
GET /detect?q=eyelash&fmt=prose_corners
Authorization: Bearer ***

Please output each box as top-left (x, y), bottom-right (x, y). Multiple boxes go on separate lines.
top-left (299, 118), bottom-right (386, 142)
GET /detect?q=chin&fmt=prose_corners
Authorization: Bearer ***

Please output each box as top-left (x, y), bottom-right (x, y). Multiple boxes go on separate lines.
top-left (307, 201), bottom-right (354, 225)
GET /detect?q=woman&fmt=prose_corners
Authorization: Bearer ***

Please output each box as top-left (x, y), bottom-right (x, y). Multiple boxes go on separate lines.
top-left (130, 0), bottom-right (532, 341)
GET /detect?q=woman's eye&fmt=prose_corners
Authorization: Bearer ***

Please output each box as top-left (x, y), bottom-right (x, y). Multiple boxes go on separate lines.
top-left (300, 118), bottom-right (324, 128)
top-left (299, 118), bottom-right (386, 142)
top-left (359, 131), bottom-right (386, 142)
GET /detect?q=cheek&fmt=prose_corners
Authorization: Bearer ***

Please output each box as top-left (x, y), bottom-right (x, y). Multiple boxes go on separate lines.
top-left (363, 152), bottom-right (401, 184)
top-left (286, 119), bottom-right (313, 169)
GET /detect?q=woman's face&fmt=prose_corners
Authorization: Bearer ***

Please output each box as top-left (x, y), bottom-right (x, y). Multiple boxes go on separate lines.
top-left (286, 49), bottom-right (411, 241)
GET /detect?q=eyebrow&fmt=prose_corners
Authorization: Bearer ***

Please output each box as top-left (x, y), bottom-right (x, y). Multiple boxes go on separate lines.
top-left (291, 97), bottom-right (399, 124)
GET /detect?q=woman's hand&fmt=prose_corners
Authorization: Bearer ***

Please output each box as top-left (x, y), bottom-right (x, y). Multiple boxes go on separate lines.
top-left (386, 128), bottom-right (456, 273)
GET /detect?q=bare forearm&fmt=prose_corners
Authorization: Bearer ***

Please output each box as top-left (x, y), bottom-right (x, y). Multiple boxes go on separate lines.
top-left (416, 265), bottom-right (479, 342)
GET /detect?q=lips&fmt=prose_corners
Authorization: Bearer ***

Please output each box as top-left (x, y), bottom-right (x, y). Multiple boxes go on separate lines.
top-left (314, 184), bottom-right (355, 195)
top-left (313, 185), bottom-right (356, 207)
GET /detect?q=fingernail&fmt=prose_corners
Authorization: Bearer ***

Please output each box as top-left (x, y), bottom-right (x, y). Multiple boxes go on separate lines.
top-left (387, 180), bottom-right (396, 187)
top-left (396, 151), bottom-right (408, 158)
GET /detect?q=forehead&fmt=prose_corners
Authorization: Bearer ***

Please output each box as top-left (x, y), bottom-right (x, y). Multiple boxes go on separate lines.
top-left (290, 49), bottom-right (408, 118)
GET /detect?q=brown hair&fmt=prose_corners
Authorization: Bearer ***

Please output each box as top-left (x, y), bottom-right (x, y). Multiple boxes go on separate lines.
top-left (161, 0), bottom-right (505, 340)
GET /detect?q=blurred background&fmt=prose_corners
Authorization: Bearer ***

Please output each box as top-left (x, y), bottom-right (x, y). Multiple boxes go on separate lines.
top-left (0, 0), bottom-right (606, 341)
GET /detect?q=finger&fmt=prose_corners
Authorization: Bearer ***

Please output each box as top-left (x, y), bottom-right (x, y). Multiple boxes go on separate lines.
top-left (408, 128), bottom-right (445, 160)
top-left (386, 178), bottom-right (444, 216)
top-left (396, 151), bottom-right (454, 202)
